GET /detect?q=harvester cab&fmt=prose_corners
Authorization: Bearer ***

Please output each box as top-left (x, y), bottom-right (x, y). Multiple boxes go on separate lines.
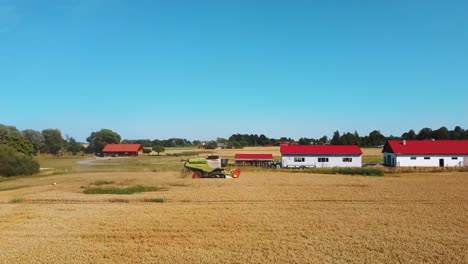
top-left (184, 155), bottom-right (241, 179)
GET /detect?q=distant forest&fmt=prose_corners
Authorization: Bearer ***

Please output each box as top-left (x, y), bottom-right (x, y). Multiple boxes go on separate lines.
top-left (1, 124), bottom-right (468, 156)
top-left (123, 126), bottom-right (468, 149)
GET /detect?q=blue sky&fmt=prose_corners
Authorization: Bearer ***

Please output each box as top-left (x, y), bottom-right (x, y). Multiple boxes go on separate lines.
top-left (1, 0), bottom-right (467, 142)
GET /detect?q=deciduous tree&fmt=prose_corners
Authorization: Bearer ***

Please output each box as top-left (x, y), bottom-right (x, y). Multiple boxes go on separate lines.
top-left (22, 129), bottom-right (44, 154)
top-left (0, 134), bottom-right (34, 155)
top-left (86, 129), bottom-right (121, 154)
top-left (42, 129), bottom-right (63, 155)
top-left (67, 137), bottom-right (83, 155)
top-left (152, 145), bottom-right (165, 155)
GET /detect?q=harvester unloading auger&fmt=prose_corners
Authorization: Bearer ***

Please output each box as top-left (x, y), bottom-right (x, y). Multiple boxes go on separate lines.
top-left (184, 155), bottom-right (241, 179)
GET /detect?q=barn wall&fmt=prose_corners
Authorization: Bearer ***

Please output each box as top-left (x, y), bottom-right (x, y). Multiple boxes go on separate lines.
top-left (383, 153), bottom-right (397, 166)
top-left (282, 155), bottom-right (362, 168)
top-left (234, 160), bottom-right (270, 167)
top-left (103, 151), bottom-right (138, 157)
top-left (395, 155), bottom-right (464, 167)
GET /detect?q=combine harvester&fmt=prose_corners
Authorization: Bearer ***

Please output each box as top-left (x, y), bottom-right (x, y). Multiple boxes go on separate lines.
top-left (184, 155), bottom-right (241, 179)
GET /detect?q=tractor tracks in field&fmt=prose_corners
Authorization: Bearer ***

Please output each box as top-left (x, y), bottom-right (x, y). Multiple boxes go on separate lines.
top-left (3, 198), bottom-right (467, 205)
top-left (176, 199), bottom-right (468, 205)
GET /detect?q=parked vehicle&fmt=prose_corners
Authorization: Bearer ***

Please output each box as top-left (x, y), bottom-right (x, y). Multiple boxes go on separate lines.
top-left (266, 160), bottom-right (282, 169)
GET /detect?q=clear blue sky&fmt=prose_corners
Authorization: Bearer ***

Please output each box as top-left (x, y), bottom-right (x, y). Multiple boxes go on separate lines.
top-left (1, 0), bottom-right (467, 142)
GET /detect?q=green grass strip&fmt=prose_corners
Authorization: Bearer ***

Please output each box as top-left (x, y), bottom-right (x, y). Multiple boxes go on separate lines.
top-left (83, 185), bottom-right (166, 195)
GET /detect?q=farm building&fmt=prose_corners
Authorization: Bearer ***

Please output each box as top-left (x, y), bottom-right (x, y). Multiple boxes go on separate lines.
top-left (280, 145), bottom-right (362, 168)
top-left (234, 154), bottom-right (273, 167)
top-left (383, 140), bottom-right (468, 167)
top-left (102, 144), bottom-right (143, 157)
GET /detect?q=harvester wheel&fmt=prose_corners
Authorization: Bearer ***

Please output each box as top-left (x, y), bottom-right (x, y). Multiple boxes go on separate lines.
top-left (193, 171), bottom-right (202, 179)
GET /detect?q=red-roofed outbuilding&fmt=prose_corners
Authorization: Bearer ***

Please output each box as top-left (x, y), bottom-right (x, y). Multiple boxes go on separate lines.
top-left (383, 140), bottom-right (468, 167)
top-left (102, 144), bottom-right (143, 157)
top-left (280, 145), bottom-right (362, 168)
top-left (234, 154), bottom-right (273, 167)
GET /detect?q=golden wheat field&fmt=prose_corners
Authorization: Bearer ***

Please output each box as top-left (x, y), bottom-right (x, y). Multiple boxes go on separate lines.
top-left (0, 150), bottom-right (467, 263)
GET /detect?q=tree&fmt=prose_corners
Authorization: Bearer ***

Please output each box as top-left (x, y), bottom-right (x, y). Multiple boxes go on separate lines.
top-left (432, 127), bottom-right (449, 140)
top-left (449, 126), bottom-right (461, 139)
top-left (402, 129), bottom-right (417, 140)
top-left (122, 139), bottom-right (152, 147)
top-left (298, 137), bottom-right (311, 145)
top-left (331, 130), bottom-right (340, 145)
top-left (318, 135), bottom-right (328, 145)
top-left (0, 124), bottom-right (34, 155)
top-left (0, 124), bottom-right (22, 137)
top-left (152, 145), bottom-right (165, 155)
top-left (0, 134), bottom-right (34, 155)
top-left (353, 131), bottom-right (362, 145)
top-left (216, 138), bottom-right (227, 143)
top-left (22, 129), bottom-right (44, 154)
top-left (340, 132), bottom-right (359, 145)
top-left (203, 141), bottom-right (218, 149)
top-left (86, 129), bottom-right (121, 154)
top-left (227, 141), bottom-right (243, 149)
top-left (417, 128), bottom-right (433, 140)
top-left (42, 129), bottom-right (63, 155)
top-left (67, 137), bottom-right (83, 155)
top-left (0, 145), bottom-right (40, 176)
top-left (258, 134), bottom-right (268, 146)
top-left (368, 130), bottom-right (385, 146)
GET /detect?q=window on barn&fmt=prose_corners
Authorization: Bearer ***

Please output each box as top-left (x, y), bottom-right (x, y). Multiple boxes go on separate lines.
top-left (452, 157), bottom-right (458, 160)
top-left (424, 157), bottom-right (430, 160)
top-left (410, 157), bottom-right (416, 160)
top-left (342, 158), bottom-right (352, 162)
top-left (318, 158), bottom-right (329, 162)
top-left (294, 157), bottom-right (305, 162)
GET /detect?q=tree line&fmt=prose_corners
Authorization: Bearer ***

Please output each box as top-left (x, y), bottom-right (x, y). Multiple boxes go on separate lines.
top-left (2, 124), bottom-right (468, 155)
top-left (121, 126), bottom-right (468, 150)
top-left (2, 123), bottom-right (468, 177)
top-left (0, 124), bottom-right (84, 156)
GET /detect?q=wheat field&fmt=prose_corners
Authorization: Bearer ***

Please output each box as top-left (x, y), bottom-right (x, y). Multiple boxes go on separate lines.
top-left (0, 165), bottom-right (467, 263)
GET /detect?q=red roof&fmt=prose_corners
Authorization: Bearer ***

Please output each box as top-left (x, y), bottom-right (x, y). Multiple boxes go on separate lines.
top-left (281, 145), bottom-right (362, 155)
top-left (384, 140), bottom-right (468, 155)
top-left (102, 144), bottom-right (142, 153)
top-left (234, 154), bottom-right (273, 160)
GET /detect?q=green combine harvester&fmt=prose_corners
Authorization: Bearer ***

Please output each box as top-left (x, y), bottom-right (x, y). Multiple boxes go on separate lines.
top-left (184, 155), bottom-right (241, 179)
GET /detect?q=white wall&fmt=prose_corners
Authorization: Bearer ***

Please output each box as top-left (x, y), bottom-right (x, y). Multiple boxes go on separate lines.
top-left (282, 155), bottom-right (362, 168)
top-left (384, 152), bottom-right (466, 167)
top-left (397, 155), bottom-right (464, 167)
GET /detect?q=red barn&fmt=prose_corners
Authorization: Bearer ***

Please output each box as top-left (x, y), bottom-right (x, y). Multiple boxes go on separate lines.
top-left (102, 144), bottom-right (143, 157)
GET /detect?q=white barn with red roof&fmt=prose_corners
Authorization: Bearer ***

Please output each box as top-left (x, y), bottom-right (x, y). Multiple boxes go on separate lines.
top-left (102, 144), bottom-right (143, 157)
top-left (280, 145), bottom-right (362, 168)
top-left (383, 140), bottom-right (468, 167)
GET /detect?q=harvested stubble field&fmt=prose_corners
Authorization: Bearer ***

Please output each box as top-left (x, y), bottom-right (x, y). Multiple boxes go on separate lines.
top-left (0, 152), bottom-right (467, 263)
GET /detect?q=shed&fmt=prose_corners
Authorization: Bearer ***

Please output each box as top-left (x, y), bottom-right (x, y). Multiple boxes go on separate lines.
top-left (234, 154), bottom-right (273, 167)
top-left (102, 144), bottom-right (143, 157)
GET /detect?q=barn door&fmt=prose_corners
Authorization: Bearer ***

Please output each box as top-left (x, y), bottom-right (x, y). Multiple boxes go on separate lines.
top-left (439, 159), bottom-right (444, 167)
